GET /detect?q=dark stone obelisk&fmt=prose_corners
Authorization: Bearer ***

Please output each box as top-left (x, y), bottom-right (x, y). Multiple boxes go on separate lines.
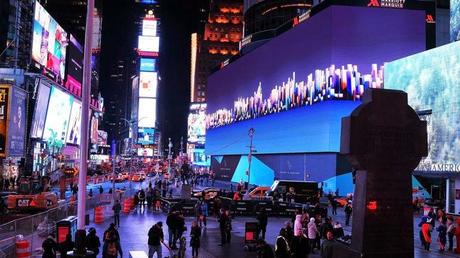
top-left (340, 88), bottom-right (427, 258)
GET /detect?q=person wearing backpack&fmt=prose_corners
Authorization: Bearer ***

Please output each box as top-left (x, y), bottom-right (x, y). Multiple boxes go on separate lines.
top-left (190, 221), bottom-right (201, 258)
top-left (148, 222), bottom-right (165, 258)
top-left (86, 227), bottom-right (101, 258)
top-left (103, 223), bottom-right (122, 258)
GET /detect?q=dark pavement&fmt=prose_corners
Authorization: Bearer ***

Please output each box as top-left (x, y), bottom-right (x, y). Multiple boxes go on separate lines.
top-left (88, 204), bottom-right (459, 258)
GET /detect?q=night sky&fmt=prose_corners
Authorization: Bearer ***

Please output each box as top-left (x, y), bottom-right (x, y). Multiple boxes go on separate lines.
top-left (100, 0), bottom-right (207, 153)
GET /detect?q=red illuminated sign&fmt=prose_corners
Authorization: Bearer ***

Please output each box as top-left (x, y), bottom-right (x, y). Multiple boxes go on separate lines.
top-left (367, 0), bottom-right (380, 7)
top-left (426, 15), bottom-right (435, 24)
top-left (367, 201), bottom-right (378, 211)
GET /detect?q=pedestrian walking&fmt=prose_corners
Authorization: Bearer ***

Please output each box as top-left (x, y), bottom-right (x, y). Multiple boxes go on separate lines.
top-left (331, 198), bottom-right (337, 215)
top-left (225, 210), bottom-right (232, 243)
top-left (148, 222), bottom-right (165, 258)
top-left (257, 208), bottom-right (268, 240)
top-left (138, 189), bottom-right (146, 206)
top-left (419, 217), bottom-right (432, 251)
top-left (344, 203), bottom-right (352, 226)
top-left (102, 237), bottom-right (122, 258)
top-left (218, 209), bottom-right (229, 246)
top-left (437, 218), bottom-right (447, 252)
top-left (275, 228), bottom-right (291, 258)
top-left (307, 218), bottom-right (319, 253)
top-left (42, 234), bottom-right (58, 258)
top-left (166, 211), bottom-right (177, 249)
top-left (99, 185), bottom-right (103, 194)
top-left (59, 234), bottom-right (74, 258)
top-left (320, 231), bottom-right (335, 258)
top-left (190, 221), bottom-right (201, 258)
top-left (85, 228), bottom-right (101, 258)
top-left (112, 200), bottom-right (121, 227)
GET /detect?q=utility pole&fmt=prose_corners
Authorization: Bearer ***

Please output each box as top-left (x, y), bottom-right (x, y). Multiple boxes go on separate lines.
top-left (246, 128), bottom-right (255, 194)
top-left (168, 138), bottom-right (173, 173)
top-left (111, 139), bottom-right (116, 203)
top-left (74, 0), bottom-right (94, 255)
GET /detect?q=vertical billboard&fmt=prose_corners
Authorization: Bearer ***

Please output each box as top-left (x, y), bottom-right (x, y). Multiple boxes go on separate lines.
top-left (138, 36), bottom-right (159, 56)
top-left (31, 1), bottom-right (68, 82)
top-left (66, 100), bottom-right (82, 145)
top-left (187, 103), bottom-right (206, 144)
top-left (65, 35), bottom-right (83, 95)
top-left (0, 85), bottom-right (10, 157)
top-left (139, 72), bottom-right (158, 97)
top-left (452, 0), bottom-right (460, 42)
top-left (91, 116), bottom-right (99, 144)
top-left (138, 98), bottom-right (156, 128)
top-left (31, 81), bottom-right (51, 138)
top-left (142, 19), bottom-right (157, 36)
top-left (43, 86), bottom-right (74, 142)
top-left (8, 87), bottom-right (27, 156)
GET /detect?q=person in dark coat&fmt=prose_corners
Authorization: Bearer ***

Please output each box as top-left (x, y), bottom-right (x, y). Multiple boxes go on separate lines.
top-left (275, 228), bottom-right (290, 258)
top-left (218, 209), bottom-right (229, 246)
top-left (59, 234), bottom-right (74, 258)
top-left (320, 231), bottom-right (335, 258)
top-left (190, 221), bottom-right (201, 258)
top-left (256, 239), bottom-right (275, 258)
top-left (86, 227), bottom-right (101, 258)
top-left (148, 222), bottom-right (164, 258)
top-left (437, 219), bottom-right (447, 252)
top-left (320, 217), bottom-right (334, 239)
top-left (42, 234), bottom-right (58, 258)
top-left (257, 208), bottom-right (268, 240)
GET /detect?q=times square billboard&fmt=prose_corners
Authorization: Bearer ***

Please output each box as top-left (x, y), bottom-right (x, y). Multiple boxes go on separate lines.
top-left (206, 5), bottom-right (427, 156)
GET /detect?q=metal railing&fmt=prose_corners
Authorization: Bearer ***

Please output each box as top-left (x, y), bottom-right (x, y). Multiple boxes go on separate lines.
top-left (0, 190), bottom-right (135, 258)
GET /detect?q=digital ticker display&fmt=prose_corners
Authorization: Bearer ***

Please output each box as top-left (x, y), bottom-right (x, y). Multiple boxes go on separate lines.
top-left (206, 5), bottom-right (426, 155)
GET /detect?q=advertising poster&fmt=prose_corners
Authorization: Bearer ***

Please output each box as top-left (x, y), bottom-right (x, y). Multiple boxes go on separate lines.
top-left (31, 2), bottom-right (68, 82)
top-left (138, 36), bottom-right (159, 53)
top-left (137, 147), bottom-right (154, 157)
top-left (138, 98), bottom-right (156, 127)
top-left (8, 87), bottom-right (27, 156)
top-left (142, 19), bottom-right (157, 36)
top-left (140, 58), bottom-right (156, 72)
top-left (139, 72), bottom-right (158, 98)
top-left (65, 35), bottom-right (83, 92)
top-left (43, 86), bottom-right (74, 141)
top-left (187, 103), bottom-right (206, 144)
top-left (97, 130), bottom-right (108, 145)
top-left (31, 82), bottom-right (51, 138)
top-left (0, 85), bottom-right (10, 157)
top-left (138, 127), bottom-right (155, 145)
top-left (91, 116), bottom-right (99, 144)
top-left (66, 100), bottom-right (82, 145)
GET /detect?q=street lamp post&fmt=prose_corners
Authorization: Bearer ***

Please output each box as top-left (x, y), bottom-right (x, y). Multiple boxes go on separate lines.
top-left (168, 138), bottom-right (173, 173)
top-left (247, 128), bottom-right (255, 192)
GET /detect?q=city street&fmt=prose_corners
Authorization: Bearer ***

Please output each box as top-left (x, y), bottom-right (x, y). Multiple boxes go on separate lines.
top-left (86, 200), bottom-right (459, 258)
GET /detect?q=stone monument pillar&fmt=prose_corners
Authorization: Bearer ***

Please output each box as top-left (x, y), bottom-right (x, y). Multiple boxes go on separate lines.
top-left (341, 88), bottom-right (427, 258)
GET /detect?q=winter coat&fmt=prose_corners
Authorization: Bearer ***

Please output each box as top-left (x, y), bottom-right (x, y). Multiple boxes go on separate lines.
top-left (307, 219), bottom-right (318, 239)
top-left (294, 215), bottom-right (303, 237)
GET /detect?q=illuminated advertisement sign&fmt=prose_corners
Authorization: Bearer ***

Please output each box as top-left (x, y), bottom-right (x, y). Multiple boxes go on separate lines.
top-left (138, 36), bottom-right (159, 55)
top-left (0, 85), bottom-right (10, 157)
top-left (91, 116), bottom-right (99, 144)
top-left (66, 100), bottom-right (82, 145)
top-left (138, 98), bottom-right (156, 128)
top-left (452, 0), bottom-right (460, 42)
top-left (142, 19), bottom-right (157, 36)
top-left (385, 41), bottom-right (460, 168)
top-left (188, 103), bottom-right (206, 144)
top-left (31, 82), bottom-right (51, 138)
top-left (139, 72), bottom-right (158, 98)
top-left (140, 58), bottom-right (156, 72)
top-left (43, 86), bottom-right (74, 142)
top-left (8, 87), bottom-right (27, 157)
top-left (31, 2), bottom-right (68, 82)
top-left (97, 130), bottom-right (108, 146)
top-left (138, 127), bottom-right (155, 145)
top-left (65, 35), bottom-right (83, 95)
top-left (206, 6), bottom-right (426, 155)
top-left (137, 147), bottom-right (154, 157)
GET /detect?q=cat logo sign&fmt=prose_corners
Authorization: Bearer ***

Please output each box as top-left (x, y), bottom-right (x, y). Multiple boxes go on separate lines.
top-left (16, 198), bottom-right (33, 207)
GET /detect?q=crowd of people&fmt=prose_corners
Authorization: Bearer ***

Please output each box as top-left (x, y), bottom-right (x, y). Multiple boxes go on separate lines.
top-left (418, 207), bottom-right (460, 253)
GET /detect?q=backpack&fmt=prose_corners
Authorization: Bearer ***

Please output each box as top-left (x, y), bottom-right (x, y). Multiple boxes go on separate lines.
top-left (107, 242), bottom-right (117, 256)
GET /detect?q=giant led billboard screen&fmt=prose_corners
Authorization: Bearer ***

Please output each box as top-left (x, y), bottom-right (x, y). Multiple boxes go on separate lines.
top-left (138, 36), bottom-right (159, 53)
top-left (31, 2), bottom-right (68, 82)
top-left (188, 103), bottom-right (206, 144)
top-left (43, 86), bottom-right (74, 142)
top-left (142, 19), bottom-right (157, 36)
top-left (206, 5), bottom-right (426, 155)
top-left (385, 40), bottom-right (460, 169)
top-left (452, 0), bottom-right (460, 42)
top-left (0, 85), bottom-right (10, 157)
top-left (66, 100), bottom-right (82, 145)
top-left (138, 127), bottom-right (155, 145)
top-left (138, 98), bottom-right (156, 128)
top-left (139, 72), bottom-right (158, 98)
top-left (31, 81), bottom-right (51, 138)
top-left (65, 35), bottom-right (83, 94)
top-left (8, 87), bottom-right (27, 157)
top-left (140, 58), bottom-right (156, 72)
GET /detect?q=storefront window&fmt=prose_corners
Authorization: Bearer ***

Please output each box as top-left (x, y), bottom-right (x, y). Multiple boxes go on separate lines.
top-left (448, 178), bottom-right (456, 213)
